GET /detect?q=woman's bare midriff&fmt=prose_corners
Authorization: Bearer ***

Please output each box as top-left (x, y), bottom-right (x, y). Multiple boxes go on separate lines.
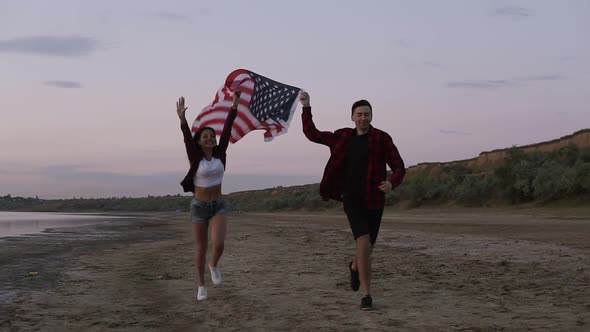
top-left (194, 184), bottom-right (223, 202)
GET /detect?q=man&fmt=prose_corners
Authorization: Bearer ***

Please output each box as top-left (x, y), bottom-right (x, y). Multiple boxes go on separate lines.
top-left (300, 91), bottom-right (405, 310)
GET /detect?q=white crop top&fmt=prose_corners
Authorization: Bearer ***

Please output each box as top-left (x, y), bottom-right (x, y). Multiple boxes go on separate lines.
top-left (194, 157), bottom-right (224, 188)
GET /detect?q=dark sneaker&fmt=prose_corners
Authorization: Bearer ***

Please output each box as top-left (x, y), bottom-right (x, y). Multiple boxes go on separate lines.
top-left (360, 295), bottom-right (373, 311)
top-left (349, 261), bottom-right (360, 292)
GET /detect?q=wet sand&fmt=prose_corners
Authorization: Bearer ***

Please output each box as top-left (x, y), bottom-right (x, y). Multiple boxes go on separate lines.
top-left (0, 212), bottom-right (124, 238)
top-left (1, 209), bottom-right (589, 331)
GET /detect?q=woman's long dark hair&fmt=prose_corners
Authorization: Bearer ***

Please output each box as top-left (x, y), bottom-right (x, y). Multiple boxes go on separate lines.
top-left (193, 126), bottom-right (216, 151)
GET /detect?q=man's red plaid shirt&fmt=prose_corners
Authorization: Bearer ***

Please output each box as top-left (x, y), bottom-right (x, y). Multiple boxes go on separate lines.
top-left (302, 106), bottom-right (406, 209)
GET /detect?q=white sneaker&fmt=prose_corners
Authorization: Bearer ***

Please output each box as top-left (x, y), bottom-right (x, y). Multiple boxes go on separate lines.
top-left (197, 286), bottom-right (208, 301)
top-left (209, 265), bottom-right (222, 286)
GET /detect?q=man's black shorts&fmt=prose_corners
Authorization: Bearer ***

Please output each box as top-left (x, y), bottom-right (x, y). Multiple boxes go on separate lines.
top-left (343, 200), bottom-right (383, 245)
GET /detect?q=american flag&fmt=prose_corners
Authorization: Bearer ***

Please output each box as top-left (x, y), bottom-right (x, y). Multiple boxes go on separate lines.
top-left (192, 69), bottom-right (302, 143)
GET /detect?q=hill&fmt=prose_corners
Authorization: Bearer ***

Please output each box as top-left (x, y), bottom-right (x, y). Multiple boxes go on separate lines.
top-left (1, 129), bottom-right (589, 212)
top-left (407, 129), bottom-right (590, 176)
top-left (226, 129), bottom-right (590, 211)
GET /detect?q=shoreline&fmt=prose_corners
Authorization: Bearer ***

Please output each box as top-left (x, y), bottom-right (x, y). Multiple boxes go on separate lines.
top-left (1, 213), bottom-right (180, 329)
top-left (0, 211), bottom-right (142, 239)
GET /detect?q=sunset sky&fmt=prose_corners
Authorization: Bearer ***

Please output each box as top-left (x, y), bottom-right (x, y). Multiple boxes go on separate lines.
top-left (1, 0), bottom-right (589, 198)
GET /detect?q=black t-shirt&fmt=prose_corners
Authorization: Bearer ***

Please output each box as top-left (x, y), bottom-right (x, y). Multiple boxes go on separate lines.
top-left (342, 132), bottom-right (368, 205)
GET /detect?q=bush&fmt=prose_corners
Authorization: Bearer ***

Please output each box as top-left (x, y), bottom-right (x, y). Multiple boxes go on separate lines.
top-left (574, 162), bottom-right (590, 193)
top-left (557, 144), bottom-right (579, 166)
top-left (532, 160), bottom-right (573, 199)
top-left (454, 176), bottom-right (496, 206)
top-left (511, 160), bottom-right (537, 202)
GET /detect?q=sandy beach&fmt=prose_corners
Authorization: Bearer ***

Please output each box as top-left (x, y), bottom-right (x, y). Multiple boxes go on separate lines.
top-left (1, 209), bottom-right (589, 331)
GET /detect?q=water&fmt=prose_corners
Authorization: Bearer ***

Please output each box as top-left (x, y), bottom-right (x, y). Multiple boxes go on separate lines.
top-left (0, 212), bottom-right (122, 238)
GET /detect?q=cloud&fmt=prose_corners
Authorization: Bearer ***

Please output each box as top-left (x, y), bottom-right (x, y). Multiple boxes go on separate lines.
top-left (0, 162), bottom-right (38, 176)
top-left (154, 10), bottom-right (192, 22)
top-left (13, 164), bottom-right (321, 198)
top-left (440, 129), bottom-right (472, 136)
top-left (47, 170), bottom-right (173, 183)
top-left (0, 36), bottom-right (101, 57)
top-left (422, 61), bottom-right (445, 69)
top-left (492, 6), bottom-right (534, 18)
top-left (39, 164), bottom-right (180, 192)
top-left (447, 74), bottom-right (565, 91)
top-left (393, 39), bottom-right (409, 48)
top-left (1, 158), bottom-right (325, 198)
top-left (43, 80), bottom-right (83, 89)
top-left (224, 174), bottom-right (320, 194)
top-left (514, 74), bottom-right (565, 82)
top-left (41, 164), bottom-right (98, 176)
top-left (559, 56), bottom-right (576, 62)
top-left (446, 80), bottom-right (512, 90)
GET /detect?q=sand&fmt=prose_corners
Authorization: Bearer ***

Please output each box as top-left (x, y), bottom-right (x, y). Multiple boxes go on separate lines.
top-left (1, 209), bottom-right (589, 331)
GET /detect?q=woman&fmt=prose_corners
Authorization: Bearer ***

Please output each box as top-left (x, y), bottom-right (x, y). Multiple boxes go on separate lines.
top-left (176, 91), bottom-right (240, 301)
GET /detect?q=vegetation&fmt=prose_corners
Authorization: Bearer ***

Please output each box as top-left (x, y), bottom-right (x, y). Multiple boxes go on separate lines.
top-left (394, 144), bottom-right (590, 208)
top-left (0, 194), bottom-right (189, 212)
top-left (2, 144), bottom-right (589, 212)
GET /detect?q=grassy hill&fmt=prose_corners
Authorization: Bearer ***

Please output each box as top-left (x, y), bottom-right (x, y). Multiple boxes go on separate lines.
top-left (228, 129), bottom-right (590, 211)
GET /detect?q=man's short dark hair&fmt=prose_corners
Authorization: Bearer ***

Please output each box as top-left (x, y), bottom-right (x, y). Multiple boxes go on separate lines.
top-left (351, 99), bottom-right (372, 115)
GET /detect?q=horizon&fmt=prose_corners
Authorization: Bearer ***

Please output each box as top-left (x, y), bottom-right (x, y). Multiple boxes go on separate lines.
top-left (2, 1), bottom-right (589, 199)
top-left (3, 126), bottom-right (588, 200)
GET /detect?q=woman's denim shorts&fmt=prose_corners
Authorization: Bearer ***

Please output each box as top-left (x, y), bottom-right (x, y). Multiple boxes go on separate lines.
top-left (190, 197), bottom-right (227, 224)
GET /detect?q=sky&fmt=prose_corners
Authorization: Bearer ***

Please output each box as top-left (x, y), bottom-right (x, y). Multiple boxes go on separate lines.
top-left (1, 0), bottom-right (589, 199)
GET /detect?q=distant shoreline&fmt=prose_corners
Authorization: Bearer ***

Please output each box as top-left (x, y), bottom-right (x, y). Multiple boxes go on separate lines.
top-left (0, 211), bottom-right (139, 238)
